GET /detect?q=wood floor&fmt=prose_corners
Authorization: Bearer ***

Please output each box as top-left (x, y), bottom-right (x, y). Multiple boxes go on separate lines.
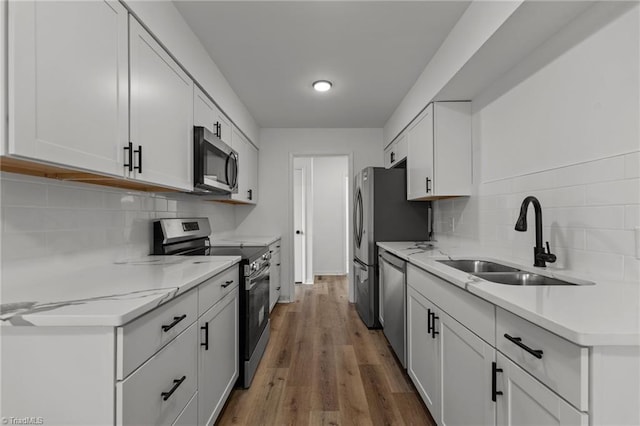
top-left (217, 275), bottom-right (435, 426)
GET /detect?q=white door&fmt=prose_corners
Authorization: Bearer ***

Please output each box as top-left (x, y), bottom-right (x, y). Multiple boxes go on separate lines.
top-left (129, 18), bottom-right (193, 191)
top-left (294, 168), bottom-right (305, 283)
top-left (496, 353), bottom-right (588, 426)
top-left (198, 289), bottom-right (239, 426)
top-left (9, 0), bottom-right (128, 176)
top-left (407, 287), bottom-right (441, 422)
top-left (440, 311), bottom-right (495, 426)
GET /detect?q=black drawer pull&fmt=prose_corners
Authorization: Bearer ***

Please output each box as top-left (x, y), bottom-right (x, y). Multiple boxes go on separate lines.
top-left (201, 322), bottom-right (209, 350)
top-left (161, 314), bottom-right (187, 332)
top-left (222, 280), bottom-right (234, 288)
top-left (492, 362), bottom-right (503, 402)
top-left (161, 376), bottom-right (186, 401)
top-left (504, 334), bottom-right (543, 359)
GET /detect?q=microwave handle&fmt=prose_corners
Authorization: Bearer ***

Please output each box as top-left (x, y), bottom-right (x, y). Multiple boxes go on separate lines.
top-left (230, 151), bottom-right (239, 190)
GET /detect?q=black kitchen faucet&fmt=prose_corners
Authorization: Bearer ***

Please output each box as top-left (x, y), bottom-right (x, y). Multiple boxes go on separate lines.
top-left (515, 196), bottom-right (557, 267)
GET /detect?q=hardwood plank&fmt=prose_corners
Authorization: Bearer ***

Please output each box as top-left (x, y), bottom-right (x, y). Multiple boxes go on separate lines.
top-left (358, 364), bottom-right (405, 426)
top-left (393, 392), bottom-right (437, 426)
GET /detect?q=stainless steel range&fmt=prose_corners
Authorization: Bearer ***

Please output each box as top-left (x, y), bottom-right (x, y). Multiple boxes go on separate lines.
top-left (153, 218), bottom-right (270, 388)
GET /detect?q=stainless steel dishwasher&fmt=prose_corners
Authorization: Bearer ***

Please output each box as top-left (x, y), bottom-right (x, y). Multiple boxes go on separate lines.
top-left (378, 249), bottom-right (407, 368)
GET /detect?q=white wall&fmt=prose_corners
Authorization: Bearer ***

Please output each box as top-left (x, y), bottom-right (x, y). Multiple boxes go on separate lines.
top-left (434, 4), bottom-right (640, 283)
top-left (0, 172), bottom-right (236, 265)
top-left (383, 0), bottom-right (522, 145)
top-left (311, 156), bottom-right (349, 276)
top-left (235, 128), bottom-right (383, 302)
top-left (124, 0), bottom-right (259, 144)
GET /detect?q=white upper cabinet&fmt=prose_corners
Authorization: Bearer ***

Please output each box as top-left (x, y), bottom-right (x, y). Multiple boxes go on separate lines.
top-left (384, 133), bottom-right (408, 169)
top-left (406, 101), bottom-right (471, 200)
top-left (194, 85), bottom-right (232, 146)
top-left (230, 127), bottom-right (258, 204)
top-left (129, 17), bottom-right (193, 191)
top-left (8, 0), bottom-right (129, 176)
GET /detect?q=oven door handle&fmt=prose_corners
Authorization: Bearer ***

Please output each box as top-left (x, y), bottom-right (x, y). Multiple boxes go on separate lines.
top-left (246, 266), bottom-right (270, 291)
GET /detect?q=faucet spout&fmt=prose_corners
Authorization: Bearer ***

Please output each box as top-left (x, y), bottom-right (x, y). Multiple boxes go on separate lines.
top-left (515, 196), bottom-right (556, 267)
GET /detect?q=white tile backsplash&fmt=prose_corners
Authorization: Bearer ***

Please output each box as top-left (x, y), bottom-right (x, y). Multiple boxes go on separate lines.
top-left (0, 172), bottom-right (237, 263)
top-left (435, 152), bottom-right (640, 283)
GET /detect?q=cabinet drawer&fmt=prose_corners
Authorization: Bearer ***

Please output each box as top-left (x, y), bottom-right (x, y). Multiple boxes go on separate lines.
top-left (407, 264), bottom-right (495, 344)
top-left (117, 288), bottom-right (197, 379)
top-left (117, 323), bottom-right (198, 426)
top-left (496, 308), bottom-right (588, 411)
top-left (198, 265), bottom-right (239, 315)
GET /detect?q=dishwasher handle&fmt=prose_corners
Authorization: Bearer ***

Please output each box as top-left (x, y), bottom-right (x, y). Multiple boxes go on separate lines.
top-left (379, 251), bottom-right (405, 271)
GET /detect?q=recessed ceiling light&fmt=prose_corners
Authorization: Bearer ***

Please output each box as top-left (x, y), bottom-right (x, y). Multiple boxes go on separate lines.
top-left (312, 80), bottom-right (332, 92)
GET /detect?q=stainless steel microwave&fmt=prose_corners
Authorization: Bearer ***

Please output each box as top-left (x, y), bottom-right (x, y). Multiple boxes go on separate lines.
top-left (193, 126), bottom-right (238, 194)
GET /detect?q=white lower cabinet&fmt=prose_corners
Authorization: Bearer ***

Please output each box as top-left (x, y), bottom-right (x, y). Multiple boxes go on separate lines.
top-left (496, 352), bottom-right (588, 426)
top-left (440, 310), bottom-right (496, 426)
top-left (198, 287), bottom-right (239, 426)
top-left (407, 263), bottom-right (591, 426)
top-left (269, 240), bottom-right (282, 312)
top-left (407, 287), bottom-right (441, 420)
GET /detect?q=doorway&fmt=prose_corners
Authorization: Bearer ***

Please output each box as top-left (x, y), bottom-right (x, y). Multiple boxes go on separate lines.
top-left (291, 155), bottom-right (351, 291)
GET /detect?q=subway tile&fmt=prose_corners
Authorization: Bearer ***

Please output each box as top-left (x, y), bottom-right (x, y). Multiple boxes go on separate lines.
top-left (564, 249), bottom-right (624, 281)
top-left (0, 231), bottom-right (47, 260)
top-left (47, 185), bottom-right (105, 209)
top-left (555, 156), bottom-right (625, 187)
top-left (623, 256), bottom-right (640, 282)
top-left (0, 179), bottom-right (48, 207)
top-left (625, 151), bottom-right (640, 179)
top-left (2, 207), bottom-right (46, 233)
top-left (551, 206), bottom-right (625, 229)
top-left (625, 205), bottom-right (640, 229)
top-left (585, 179), bottom-right (640, 205)
top-left (586, 229), bottom-right (636, 256)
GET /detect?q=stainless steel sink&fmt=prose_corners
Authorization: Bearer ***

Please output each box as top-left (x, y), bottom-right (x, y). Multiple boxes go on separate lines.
top-left (473, 272), bottom-right (591, 286)
top-left (437, 259), bottom-right (521, 273)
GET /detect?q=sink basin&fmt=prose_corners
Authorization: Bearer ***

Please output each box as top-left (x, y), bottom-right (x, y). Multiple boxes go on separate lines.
top-left (437, 259), bottom-right (521, 273)
top-left (474, 272), bottom-right (591, 286)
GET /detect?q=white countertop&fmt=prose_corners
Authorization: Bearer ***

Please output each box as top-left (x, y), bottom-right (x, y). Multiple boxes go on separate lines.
top-left (378, 241), bottom-right (640, 346)
top-left (0, 255), bottom-right (241, 327)
top-left (210, 235), bottom-right (281, 247)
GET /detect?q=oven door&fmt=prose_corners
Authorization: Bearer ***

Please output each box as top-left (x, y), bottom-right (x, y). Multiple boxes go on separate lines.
top-left (244, 262), bottom-right (270, 359)
top-left (193, 126), bottom-right (238, 194)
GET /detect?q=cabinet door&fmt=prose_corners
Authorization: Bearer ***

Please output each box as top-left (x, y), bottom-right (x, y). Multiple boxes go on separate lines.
top-left (407, 287), bottom-right (441, 421)
top-left (496, 353), bottom-right (588, 426)
top-left (407, 104), bottom-right (434, 200)
top-left (198, 288), bottom-right (239, 426)
top-left (269, 254), bottom-right (281, 312)
top-left (440, 311), bottom-right (495, 426)
top-left (129, 18), bottom-right (193, 191)
top-left (9, 0), bottom-right (128, 176)
top-left (194, 86), bottom-right (216, 134)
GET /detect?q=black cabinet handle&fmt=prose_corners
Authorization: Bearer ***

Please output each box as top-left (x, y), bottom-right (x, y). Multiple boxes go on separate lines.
top-left (134, 145), bottom-right (142, 173)
top-left (221, 280), bottom-right (234, 288)
top-left (161, 376), bottom-right (186, 401)
top-left (431, 312), bottom-right (439, 338)
top-left (124, 142), bottom-right (133, 172)
top-left (161, 314), bottom-right (186, 332)
top-left (504, 334), bottom-right (544, 359)
top-left (426, 177), bottom-right (432, 193)
top-left (492, 362), bottom-right (503, 402)
top-left (201, 322), bottom-right (209, 350)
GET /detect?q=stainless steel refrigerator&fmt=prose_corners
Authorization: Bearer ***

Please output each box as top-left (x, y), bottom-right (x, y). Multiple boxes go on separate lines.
top-left (353, 167), bottom-right (430, 328)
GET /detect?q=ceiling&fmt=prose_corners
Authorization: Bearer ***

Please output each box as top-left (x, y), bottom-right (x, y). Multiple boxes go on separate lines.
top-left (174, 1), bottom-right (470, 128)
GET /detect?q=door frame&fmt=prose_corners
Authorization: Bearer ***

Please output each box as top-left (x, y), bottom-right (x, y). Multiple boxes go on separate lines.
top-left (287, 152), bottom-right (355, 302)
